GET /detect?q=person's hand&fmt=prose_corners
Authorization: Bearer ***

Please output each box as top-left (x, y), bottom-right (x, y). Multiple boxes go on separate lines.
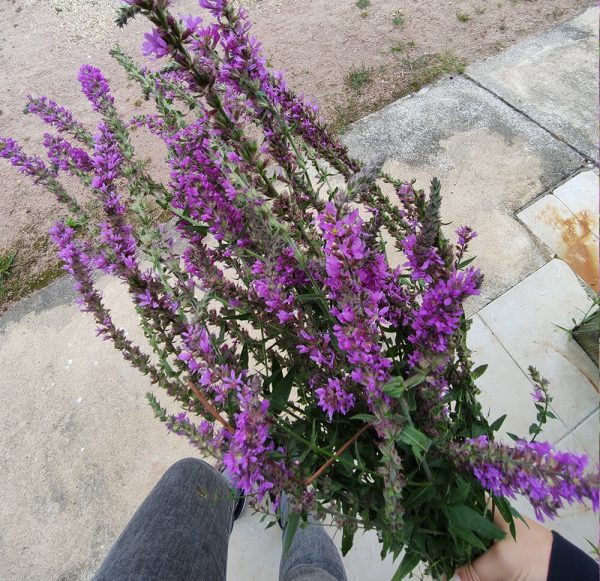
top-left (451, 511), bottom-right (553, 581)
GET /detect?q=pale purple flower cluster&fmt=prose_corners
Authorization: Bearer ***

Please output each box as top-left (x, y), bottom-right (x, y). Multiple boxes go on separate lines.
top-left (90, 122), bottom-right (139, 274)
top-left (25, 95), bottom-right (92, 144)
top-left (78, 65), bottom-right (115, 113)
top-left (455, 225), bottom-right (477, 265)
top-left (316, 202), bottom-right (393, 407)
top-left (461, 436), bottom-right (600, 520)
top-left (42, 133), bottom-right (93, 173)
top-left (178, 323), bottom-right (283, 498)
top-left (193, 1), bottom-right (341, 170)
top-left (3, 1), bottom-right (597, 555)
top-left (315, 378), bottom-right (355, 420)
top-left (0, 137), bottom-right (52, 178)
top-left (252, 276), bottom-right (298, 324)
top-left (167, 118), bottom-right (247, 244)
top-left (143, 29), bottom-right (170, 59)
top-left (402, 234), bottom-right (445, 284)
top-left (408, 268), bottom-right (482, 366)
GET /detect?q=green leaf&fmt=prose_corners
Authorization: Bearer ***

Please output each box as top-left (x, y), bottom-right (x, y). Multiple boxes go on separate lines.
top-left (472, 364), bottom-right (488, 380)
top-left (350, 413), bottom-right (376, 422)
top-left (222, 312), bottom-right (252, 321)
top-left (490, 414), bottom-right (507, 432)
top-left (383, 376), bottom-right (406, 398)
top-left (341, 524), bottom-right (354, 555)
top-left (458, 256), bottom-right (477, 269)
top-left (397, 426), bottom-right (432, 458)
top-left (492, 495), bottom-right (517, 538)
top-left (271, 366), bottom-right (296, 410)
top-left (506, 432), bottom-right (519, 442)
top-left (450, 525), bottom-right (487, 551)
top-left (403, 484), bottom-right (435, 510)
top-left (529, 423), bottom-right (540, 435)
top-left (239, 344), bottom-right (249, 370)
top-left (297, 293), bottom-right (324, 303)
top-left (405, 373), bottom-right (426, 389)
top-left (452, 479), bottom-right (471, 505)
top-left (447, 505), bottom-right (505, 541)
top-left (282, 512), bottom-right (300, 557)
top-left (392, 550), bottom-right (420, 580)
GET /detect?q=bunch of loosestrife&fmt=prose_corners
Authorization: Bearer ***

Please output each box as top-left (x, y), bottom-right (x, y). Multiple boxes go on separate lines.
top-left (2, 0), bottom-right (598, 577)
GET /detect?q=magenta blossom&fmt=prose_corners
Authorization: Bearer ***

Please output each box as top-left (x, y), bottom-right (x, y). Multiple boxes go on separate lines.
top-left (142, 28), bottom-right (170, 59)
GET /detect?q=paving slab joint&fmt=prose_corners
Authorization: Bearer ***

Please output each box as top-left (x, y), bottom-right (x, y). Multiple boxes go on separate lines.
top-left (554, 406), bottom-right (600, 447)
top-left (463, 74), bottom-right (596, 167)
top-left (514, 165), bottom-right (595, 216)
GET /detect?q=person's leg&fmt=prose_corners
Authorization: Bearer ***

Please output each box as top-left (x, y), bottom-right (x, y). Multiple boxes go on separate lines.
top-left (279, 495), bottom-right (347, 581)
top-left (93, 457), bottom-right (235, 581)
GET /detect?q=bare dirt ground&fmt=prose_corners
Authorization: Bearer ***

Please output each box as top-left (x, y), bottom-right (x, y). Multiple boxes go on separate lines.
top-left (0, 0), bottom-right (592, 311)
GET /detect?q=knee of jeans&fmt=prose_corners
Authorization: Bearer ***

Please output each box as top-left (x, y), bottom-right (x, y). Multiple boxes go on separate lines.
top-left (167, 457), bottom-right (215, 480)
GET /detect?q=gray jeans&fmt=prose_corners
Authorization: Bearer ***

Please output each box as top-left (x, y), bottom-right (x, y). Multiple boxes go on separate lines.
top-left (93, 458), bottom-right (347, 581)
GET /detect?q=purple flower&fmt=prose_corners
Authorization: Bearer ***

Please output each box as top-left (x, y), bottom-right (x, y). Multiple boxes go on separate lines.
top-left (78, 65), bottom-right (115, 113)
top-left (315, 378), bottom-right (355, 419)
top-left (315, 202), bottom-right (394, 406)
top-left (459, 436), bottom-right (600, 521)
top-left (42, 134), bottom-right (93, 173)
top-left (531, 387), bottom-right (544, 402)
top-left (0, 137), bottom-right (50, 178)
top-left (455, 225), bottom-right (478, 265)
top-left (408, 268), bottom-right (482, 366)
top-left (402, 234), bottom-right (445, 284)
top-left (180, 14), bottom-right (203, 34)
top-left (142, 29), bottom-right (170, 59)
top-left (25, 95), bottom-right (92, 144)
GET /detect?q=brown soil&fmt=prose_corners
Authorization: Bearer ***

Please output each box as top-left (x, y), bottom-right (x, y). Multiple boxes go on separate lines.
top-left (0, 0), bottom-right (592, 311)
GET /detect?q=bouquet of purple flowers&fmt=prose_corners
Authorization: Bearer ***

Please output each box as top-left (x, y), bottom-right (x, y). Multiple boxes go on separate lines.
top-left (1, 0), bottom-right (597, 578)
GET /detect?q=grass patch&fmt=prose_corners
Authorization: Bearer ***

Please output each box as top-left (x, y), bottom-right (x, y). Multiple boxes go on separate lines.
top-left (355, 0), bottom-right (370, 8)
top-left (332, 52), bottom-right (465, 134)
top-left (390, 40), bottom-right (416, 53)
top-left (345, 67), bottom-right (372, 90)
top-left (0, 251), bottom-right (16, 296)
top-left (402, 52), bottom-right (465, 92)
top-left (392, 11), bottom-right (406, 27)
top-left (456, 12), bottom-right (471, 22)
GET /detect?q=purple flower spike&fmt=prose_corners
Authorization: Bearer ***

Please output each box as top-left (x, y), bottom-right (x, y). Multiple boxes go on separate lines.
top-left (459, 436), bottom-right (600, 521)
top-left (78, 65), bottom-right (115, 113)
top-left (0, 136), bottom-right (52, 178)
top-left (43, 134), bottom-right (93, 174)
top-left (25, 95), bottom-right (92, 144)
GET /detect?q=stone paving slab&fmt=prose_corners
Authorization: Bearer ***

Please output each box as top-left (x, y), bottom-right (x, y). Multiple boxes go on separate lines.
top-left (553, 170), bottom-right (599, 235)
top-left (518, 190), bottom-right (599, 291)
top-left (466, 7), bottom-right (599, 162)
top-left (343, 76), bottom-right (582, 312)
top-left (478, 259), bottom-right (599, 432)
top-left (467, 315), bottom-right (570, 444)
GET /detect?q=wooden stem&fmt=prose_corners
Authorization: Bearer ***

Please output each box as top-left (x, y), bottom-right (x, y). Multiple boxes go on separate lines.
top-left (186, 380), bottom-right (234, 434)
top-left (305, 423), bottom-right (372, 486)
top-left (186, 382), bottom-right (371, 490)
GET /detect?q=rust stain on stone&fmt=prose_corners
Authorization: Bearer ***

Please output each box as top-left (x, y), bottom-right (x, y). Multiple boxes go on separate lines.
top-left (539, 206), bottom-right (598, 291)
